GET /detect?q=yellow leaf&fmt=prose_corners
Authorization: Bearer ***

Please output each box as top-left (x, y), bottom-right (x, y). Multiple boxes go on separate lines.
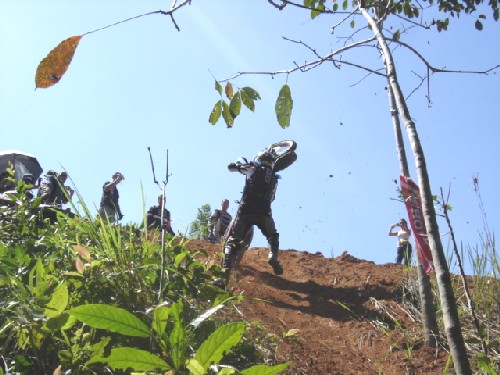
top-left (35, 35), bottom-right (83, 89)
top-left (225, 82), bottom-right (234, 100)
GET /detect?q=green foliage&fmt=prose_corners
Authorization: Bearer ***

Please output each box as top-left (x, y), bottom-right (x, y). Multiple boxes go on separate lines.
top-left (209, 81), bottom-right (261, 127)
top-left (189, 203), bottom-right (212, 240)
top-left (275, 84), bottom-right (293, 129)
top-left (0, 184), bottom-right (286, 374)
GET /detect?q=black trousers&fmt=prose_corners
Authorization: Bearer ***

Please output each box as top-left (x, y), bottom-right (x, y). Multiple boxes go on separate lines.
top-left (396, 242), bottom-right (412, 265)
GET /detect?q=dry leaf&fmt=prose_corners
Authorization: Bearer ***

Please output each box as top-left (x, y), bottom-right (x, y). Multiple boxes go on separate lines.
top-left (75, 258), bottom-right (84, 273)
top-left (73, 245), bottom-right (91, 260)
top-left (35, 35), bottom-right (83, 89)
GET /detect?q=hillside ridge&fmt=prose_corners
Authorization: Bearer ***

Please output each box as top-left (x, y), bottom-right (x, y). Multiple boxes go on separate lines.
top-left (187, 240), bottom-right (448, 374)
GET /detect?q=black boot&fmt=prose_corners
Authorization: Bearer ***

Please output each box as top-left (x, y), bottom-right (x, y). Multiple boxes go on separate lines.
top-left (268, 253), bottom-right (283, 275)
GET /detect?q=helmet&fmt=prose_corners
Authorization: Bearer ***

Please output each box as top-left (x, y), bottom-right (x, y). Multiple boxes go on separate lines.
top-left (255, 151), bottom-right (275, 169)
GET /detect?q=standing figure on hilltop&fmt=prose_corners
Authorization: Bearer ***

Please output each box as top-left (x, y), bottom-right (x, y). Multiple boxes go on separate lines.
top-left (222, 151), bottom-right (284, 283)
top-left (389, 218), bottom-right (412, 265)
top-left (99, 172), bottom-right (124, 223)
top-left (38, 170), bottom-right (74, 208)
top-left (208, 199), bottom-right (232, 243)
top-left (147, 195), bottom-right (175, 235)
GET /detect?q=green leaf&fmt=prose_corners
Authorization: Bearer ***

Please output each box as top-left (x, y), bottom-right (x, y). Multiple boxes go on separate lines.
top-left (68, 304), bottom-right (150, 337)
top-left (152, 306), bottom-right (169, 336)
top-left (168, 300), bottom-right (186, 370)
top-left (342, 0), bottom-right (348, 11)
top-left (209, 100), bottom-right (223, 125)
top-left (275, 84), bottom-right (293, 129)
top-left (241, 86), bottom-right (261, 100)
top-left (350, 19), bottom-right (355, 28)
top-left (240, 362), bottom-right (291, 375)
top-left (44, 283), bottom-right (68, 318)
top-left (241, 89), bottom-right (255, 112)
top-left (192, 322), bottom-right (246, 372)
top-left (215, 80), bottom-right (222, 95)
top-left (229, 91), bottom-right (242, 117)
top-left (475, 19), bottom-right (483, 30)
top-left (86, 347), bottom-right (170, 371)
top-left (222, 101), bottom-right (234, 128)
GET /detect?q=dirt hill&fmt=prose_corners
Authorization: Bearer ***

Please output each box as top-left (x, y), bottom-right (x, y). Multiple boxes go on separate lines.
top-left (187, 240), bottom-right (449, 375)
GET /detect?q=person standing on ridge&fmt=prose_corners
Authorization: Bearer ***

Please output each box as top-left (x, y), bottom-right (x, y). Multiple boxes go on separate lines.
top-left (147, 195), bottom-right (175, 235)
top-left (99, 172), bottom-right (124, 223)
top-left (389, 218), bottom-right (412, 265)
top-left (208, 198), bottom-right (232, 243)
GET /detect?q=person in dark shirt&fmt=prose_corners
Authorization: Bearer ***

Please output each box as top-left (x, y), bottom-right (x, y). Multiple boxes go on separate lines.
top-left (147, 195), bottom-right (175, 235)
top-left (99, 172), bottom-right (124, 223)
top-left (222, 151), bottom-right (283, 282)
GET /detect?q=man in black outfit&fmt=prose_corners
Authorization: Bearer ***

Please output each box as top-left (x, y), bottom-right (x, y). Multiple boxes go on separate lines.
top-left (222, 151), bottom-right (283, 281)
top-left (147, 195), bottom-right (175, 235)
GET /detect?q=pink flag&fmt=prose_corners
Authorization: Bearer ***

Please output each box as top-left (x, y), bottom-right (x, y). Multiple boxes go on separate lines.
top-left (400, 175), bottom-right (434, 274)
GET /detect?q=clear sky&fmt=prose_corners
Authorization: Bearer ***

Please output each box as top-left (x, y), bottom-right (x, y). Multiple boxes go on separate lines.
top-left (1, 0), bottom-right (499, 274)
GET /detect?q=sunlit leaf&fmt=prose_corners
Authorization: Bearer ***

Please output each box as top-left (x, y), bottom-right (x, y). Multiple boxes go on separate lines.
top-left (342, 0), bottom-right (348, 11)
top-left (215, 80), bottom-right (222, 95)
top-left (225, 82), bottom-right (234, 100)
top-left (222, 101), bottom-right (234, 128)
top-left (209, 100), bottom-right (223, 125)
top-left (275, 84), bottom-right (293, 129)
top-left (44, 284), bottom-right (69, 318)
top-left (68, 304), bottom-right (150, 337)
top-left (192, 322), bottom-right (246, 372)
top-left (35, 35), bottom-right (82, 89)
top-left (241, 86), bottom-right (261, 100)
top-left (240, 362), bottom-right (291, 375)
top-left (241, 90), bottom-right (255, 112)
top-left (229, 91), bottom-right (241, 117)
top-left (86, 347), bottom-right (170, 371)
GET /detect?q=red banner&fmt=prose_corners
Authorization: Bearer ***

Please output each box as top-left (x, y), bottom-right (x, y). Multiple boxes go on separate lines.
top-left (400, 175), bottom-right (434, 274)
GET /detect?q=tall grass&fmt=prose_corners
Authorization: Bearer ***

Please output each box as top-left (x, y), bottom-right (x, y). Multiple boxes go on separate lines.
top-left (0, 179), bottom-right (287, 374)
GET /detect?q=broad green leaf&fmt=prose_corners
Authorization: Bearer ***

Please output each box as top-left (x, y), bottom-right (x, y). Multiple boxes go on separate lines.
top-left (152, 306), bottom-right (169, 336)
top-left (44, 283), bottom-right (69, 318)
top-left (215, 80), bottom-right (222, 95)
top-left (475, 20), bottom-right (483, 30)
top-left (350, 19), bottom-right (355, 28)
top-left (342, 0), bottom-right (348, 11)
top-left (225, 82), bottom-right (234, 100)
top-left (35, 35), bottom-right (83, 88)
top-left (240, 362), bottom-right (291, 375)
top-left (168, 300), bottom-right (186, 369)
top-left (86, 347), bottom-right (170, 371)
top-left (193, 322), bottom-right (246, 372)
top-left (275, 84), bottom-right (293, 129)
top-left (185, 358), bottom-right (205, 375)
top-left (209, 100), bottom-right (223, 125)
top-left (240, 89), bottom-right (255, 112)
top-left (229, 91), bottom-right (242, 117)
top-left (68, 304), bottom-right (150, 337)
top-left (222, 101), bottom-right (234, 128)
top-left (241, 86), bottom-right (261, 100)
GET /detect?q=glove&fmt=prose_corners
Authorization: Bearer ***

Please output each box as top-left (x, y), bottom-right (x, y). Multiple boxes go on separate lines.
top-left (228, 162), bottom-right (239, 172)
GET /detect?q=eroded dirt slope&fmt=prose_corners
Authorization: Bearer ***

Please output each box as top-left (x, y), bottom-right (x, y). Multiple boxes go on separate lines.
top-left (188, 240), bottom-right (449, 375)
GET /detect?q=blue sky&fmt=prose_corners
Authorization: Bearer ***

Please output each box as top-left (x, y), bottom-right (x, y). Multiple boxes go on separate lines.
top-left (1, 0), bottom-right (499, 274)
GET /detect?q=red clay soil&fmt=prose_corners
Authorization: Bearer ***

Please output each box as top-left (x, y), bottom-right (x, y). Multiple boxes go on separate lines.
top-left (187, 240), bottom-right (450, 375)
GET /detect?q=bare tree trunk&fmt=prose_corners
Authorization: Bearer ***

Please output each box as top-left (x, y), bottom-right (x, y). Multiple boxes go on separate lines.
top-left (360, 7), bottom-right (472, 374)
top-left (387, 86), bottom-right (439, 348)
